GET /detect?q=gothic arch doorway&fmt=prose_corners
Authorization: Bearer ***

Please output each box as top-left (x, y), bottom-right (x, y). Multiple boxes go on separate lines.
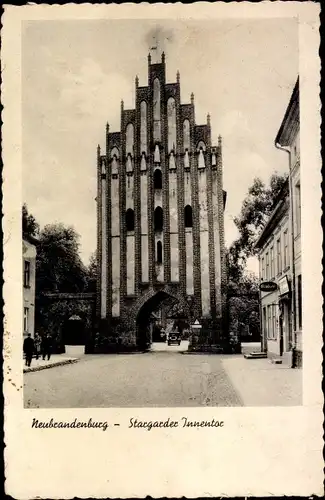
top-left (135, 290), bottom-right (191, 350)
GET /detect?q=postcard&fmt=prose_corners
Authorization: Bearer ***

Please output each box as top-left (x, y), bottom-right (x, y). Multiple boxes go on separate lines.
top-left (2, 2), bottom-right (323, 497)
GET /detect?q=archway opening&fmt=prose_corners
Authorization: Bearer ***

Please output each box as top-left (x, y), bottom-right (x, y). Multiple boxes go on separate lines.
top-left (136, 291), bottom-right (190, 350)
top-left (62, 314), bottom-right (86, 346)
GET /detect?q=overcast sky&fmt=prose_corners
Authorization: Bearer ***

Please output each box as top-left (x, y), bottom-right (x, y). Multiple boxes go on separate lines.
top-left (22, 18), bottom-right (298, 272)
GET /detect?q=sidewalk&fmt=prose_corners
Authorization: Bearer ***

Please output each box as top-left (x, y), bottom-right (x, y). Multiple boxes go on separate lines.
top-left (221, 355), bottom-right (302, 406)
top-left (23, 355), bottom-right (79, 373)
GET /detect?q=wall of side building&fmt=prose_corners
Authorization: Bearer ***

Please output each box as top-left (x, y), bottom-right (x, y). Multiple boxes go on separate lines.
top-left (23, 239), bottom-right (37, 338)
top-left (258, 205), bottom-right (293, 361)
top-left (290, 130), bottom-right (302, 365)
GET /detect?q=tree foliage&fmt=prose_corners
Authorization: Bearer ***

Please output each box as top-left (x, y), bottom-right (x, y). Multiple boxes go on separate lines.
top-left (86, 250), bottom-right (97, 292)
top-left (226, 173), bottom-right (287, 340)
top-left (36, 223), bottom-right (88, 294)
top-left (228, 172), bottom-right (288, 282)
top-left (22, 203), bottom-right (39, 238)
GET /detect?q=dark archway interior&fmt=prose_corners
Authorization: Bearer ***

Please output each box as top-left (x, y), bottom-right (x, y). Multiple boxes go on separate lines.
top-left (62, 317), bottom-right (86, 345)
top-left (136, 291), bottom-right (189, 349)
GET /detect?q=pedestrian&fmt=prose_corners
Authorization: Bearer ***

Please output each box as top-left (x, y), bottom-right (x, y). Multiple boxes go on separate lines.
top-left (46, 334), bottom-right (52, 361)
top-left (41, 334), bottom-right (52, 361)
top-left (34, 332), bottom-right (41, 360)
top-left (23, 333), bottom-right (35, 367)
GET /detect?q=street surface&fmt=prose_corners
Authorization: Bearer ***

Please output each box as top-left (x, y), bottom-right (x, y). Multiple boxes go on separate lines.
top-left (24, 341), bottom-right (242, 408)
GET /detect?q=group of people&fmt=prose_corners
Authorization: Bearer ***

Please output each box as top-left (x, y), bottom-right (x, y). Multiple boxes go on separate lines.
top-left (23, 332), bottom-right (52, 367)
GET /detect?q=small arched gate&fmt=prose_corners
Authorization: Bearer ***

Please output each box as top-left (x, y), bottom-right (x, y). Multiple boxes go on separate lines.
top-left (35, 292), bottom-right (96, 354)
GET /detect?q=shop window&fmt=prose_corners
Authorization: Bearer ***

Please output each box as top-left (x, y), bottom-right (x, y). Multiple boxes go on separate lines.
top-left (272, 304), bottom-right (277, 339)
top-left (267, 305), bottom-right (272, 339)
top-left (184, 205), bottom-right (193, 228)
top-left (125, 209), bottom-right (135, 231)
top-left (157, 241), bottom-right (162, 264)
top-left (263, 307), bottom-right (267, 336)
top-left (154, 169), bottom-right (162, 189)
top-left (154, 207), bottom-right (163, 232)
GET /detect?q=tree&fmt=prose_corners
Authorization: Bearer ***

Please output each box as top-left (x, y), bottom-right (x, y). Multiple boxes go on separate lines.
top-left (225, 173), bottom-right (287, 342)
top-left (228, 172), bottom-right (288, 281)
top-left (227, 272), bottom-right (260, 342)
top-left (36, 223), bottom-right (88, 294)
top-left (22, 203), bottom-right (39, 238)
top-left (86, 250), bottom-right (97, 292)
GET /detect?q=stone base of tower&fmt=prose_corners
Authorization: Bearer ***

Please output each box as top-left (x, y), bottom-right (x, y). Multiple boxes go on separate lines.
top-left (187, 299), bottom-right (237, 354)
top-left (88, 317), bottom-right (140, 354)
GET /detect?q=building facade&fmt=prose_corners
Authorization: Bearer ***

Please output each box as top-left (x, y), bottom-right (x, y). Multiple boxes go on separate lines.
top-left (275, 78), bottom-right (301, 367)
top-left (23, 235), bottom-right (37, 339)
top-left (255, 78), bottom-right (301, 368)
top-left (255, 180), bottom-right (293, 364)
top-left (96, 53), bottom-right (227, 349)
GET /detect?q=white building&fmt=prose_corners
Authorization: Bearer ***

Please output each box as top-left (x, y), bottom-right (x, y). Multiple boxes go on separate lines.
top-left (23, 235), bottom-right (38, 338)
top-left (255, 179), bottom-right (293, 365)
top-left (255, 78), bottom-right (301, 368)
top-left (275, 78), bottom-right (302, 367)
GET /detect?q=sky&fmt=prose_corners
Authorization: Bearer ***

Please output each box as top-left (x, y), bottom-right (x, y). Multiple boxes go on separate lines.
top-left (22, 18), bottom-right (298, 273)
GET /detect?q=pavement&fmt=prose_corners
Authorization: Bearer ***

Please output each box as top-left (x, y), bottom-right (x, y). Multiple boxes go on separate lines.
top-left (221, 355), bottom-right (302, 406)
top-left (23, 341), bottom-right (302, 408)
top-left (23, 355), bottom-right (79, 373)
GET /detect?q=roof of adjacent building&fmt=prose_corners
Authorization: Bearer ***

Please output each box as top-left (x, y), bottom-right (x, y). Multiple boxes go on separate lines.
top-left (275, 77), bottom-right (299, 147)
top-left (23, 233), bottom-right (39, 246)
top-left (254, 177), bottom-right (289, 250)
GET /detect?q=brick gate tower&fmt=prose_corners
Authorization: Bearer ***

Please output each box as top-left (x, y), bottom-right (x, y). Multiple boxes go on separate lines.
top-left (96, 53), bottom-right (227, 350)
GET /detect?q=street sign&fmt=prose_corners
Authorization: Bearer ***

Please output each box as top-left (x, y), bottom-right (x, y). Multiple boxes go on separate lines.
top-left (191, 319), bottom-right (202, 329)
top-left (259, 281), bottom-right (278, 292)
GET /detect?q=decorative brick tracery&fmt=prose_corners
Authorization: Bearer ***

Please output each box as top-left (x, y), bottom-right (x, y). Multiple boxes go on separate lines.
top-left (96, 54), bottom-right (227, 348)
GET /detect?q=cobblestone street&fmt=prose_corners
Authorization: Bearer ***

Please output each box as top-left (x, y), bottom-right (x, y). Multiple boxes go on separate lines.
top-left (24, 342), bottom-right (242, 408)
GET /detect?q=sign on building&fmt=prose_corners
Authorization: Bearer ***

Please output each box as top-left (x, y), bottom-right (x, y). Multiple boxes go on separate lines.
top-left (278, 275), bottom-right (290, 296)
top-left (259, 281), bottom-right (278, 292)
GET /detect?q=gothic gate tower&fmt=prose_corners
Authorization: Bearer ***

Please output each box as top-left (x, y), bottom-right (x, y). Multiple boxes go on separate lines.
top-left (96, 52), bottom-right (227, 349)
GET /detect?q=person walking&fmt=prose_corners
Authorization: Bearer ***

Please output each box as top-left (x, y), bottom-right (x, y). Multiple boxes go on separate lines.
top-left (41, 334), bottom-right (52, 361)
top-left (34, 332), bottom-right (41, 360)
top-left (23, 334), bottom-right (35, 367)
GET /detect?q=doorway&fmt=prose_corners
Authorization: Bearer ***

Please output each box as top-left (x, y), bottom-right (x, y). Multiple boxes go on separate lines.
top-left (62, 315), bottom-right (86, 346)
